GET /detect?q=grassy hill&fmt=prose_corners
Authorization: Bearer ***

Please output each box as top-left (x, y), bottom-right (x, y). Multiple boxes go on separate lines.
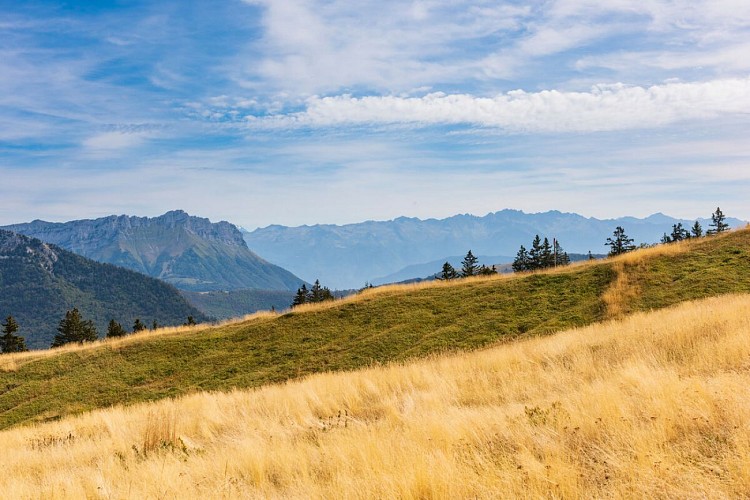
top-left (1, 228), bottom-right (749, 430)
top-left (180, 289), bottom-right (295, 320)
top-left (2, 293), bottom-right (749, 498)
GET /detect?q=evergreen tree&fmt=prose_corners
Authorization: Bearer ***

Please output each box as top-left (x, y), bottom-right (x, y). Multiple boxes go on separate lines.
top-left (481, 265), bottom-right (497, 276)
top-left (309, 279), bottom-right (325, 302)
top-left (307, 280), bottom-right (334, 303)
top-left (541, 237), bottom-right (553, 268)
top-left (552, 239), bottom-right (570, 266)
top-left (439, 262), bottom-right (459, 280)
top-left (0, 315), bottom-right (27, 353)
top-left (461, 250), bottom-right (479, 277)
top-left (292, 284), bottom-right (308, 307)
top-left (528, 235), bottom-right (543, 270)
top-left (661, 233), bottom-right (672, 244)
top-left (587, 251), bottom-right (594, 261)
top-left (707, 207), bottom-right (729, 235)
top-left (670, 223), bottom-right (689, 242)
top-left (512, 245), bottom-right (531, 272)
top-left (106, 319), bottom-right (127, 338)
top-left (691, 220), bottom-right (703, 238)
top-left (51, 308), bottom-right (98, 347)
top-left (132, 318), bottom-right (147, 333)
top-left (184, 316), bottom-right (196, 326)
top-left (151, 320), bottom-right (159, 330)
top-left (606, 226), bottom-right (636, 257)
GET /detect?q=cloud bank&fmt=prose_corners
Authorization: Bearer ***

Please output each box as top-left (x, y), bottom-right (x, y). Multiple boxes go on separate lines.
top-left (251, 78), bottom-right (750, 132)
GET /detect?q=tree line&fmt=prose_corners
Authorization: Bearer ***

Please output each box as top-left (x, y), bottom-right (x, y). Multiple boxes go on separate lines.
top-left (438, 250), bottom-right (497, 280)
top-left (605, 206), bottom-right (730, 257)
top-left (512, 236), bottom-right (570, 272)
top-left (291, 279), bottom-right (335, 307)
top-left (0, 309), bottom-right (200, 353)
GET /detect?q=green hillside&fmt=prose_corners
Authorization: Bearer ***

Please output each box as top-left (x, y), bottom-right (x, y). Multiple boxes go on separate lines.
top-left (1, 229), bottom-right (749, 430)
top-left (0, 230), bottom-right (209, 349)
top-left (180, 289), bottom-right (295, 320)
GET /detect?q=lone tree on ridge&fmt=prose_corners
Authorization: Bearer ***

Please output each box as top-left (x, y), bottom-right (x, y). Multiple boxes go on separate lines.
top-left (606, 226), bottom-right (636, 257)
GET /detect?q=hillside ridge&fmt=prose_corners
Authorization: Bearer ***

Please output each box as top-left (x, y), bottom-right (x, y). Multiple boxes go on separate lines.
top-left (243, 208), bottom-right (745, 288)
top-left (1, 228), bottom-right (749, 428)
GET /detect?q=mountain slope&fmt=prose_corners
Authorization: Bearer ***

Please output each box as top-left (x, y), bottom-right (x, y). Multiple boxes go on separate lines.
top-left (0, 230), bottom-right (208, 349)
top-left (2, 293), bottom-right (748, 498)
top-left (3, 210), bottom-right (303, 292)
top-left (2, 228), bottom-right (749, 429)
top-left (243, 209), bottom-right (745, 288)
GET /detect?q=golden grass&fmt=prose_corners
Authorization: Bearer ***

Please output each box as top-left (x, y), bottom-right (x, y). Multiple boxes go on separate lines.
top-left (2, 293), bottom-right (750, 499)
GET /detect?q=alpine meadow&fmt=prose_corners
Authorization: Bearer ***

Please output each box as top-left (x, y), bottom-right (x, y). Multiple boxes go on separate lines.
top-left (1, 228), bottom-right (750, 497)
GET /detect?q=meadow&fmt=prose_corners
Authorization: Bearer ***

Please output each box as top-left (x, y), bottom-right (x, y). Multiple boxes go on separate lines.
top-left (2, 229), bottom-right (749, 432)
top-left (1, 293), bottom-right (748, 498)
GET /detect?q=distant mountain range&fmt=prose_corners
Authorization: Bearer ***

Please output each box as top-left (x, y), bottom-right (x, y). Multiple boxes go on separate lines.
top-left (243, 209), bottom-right (746, 289)
top-left (0, 230), bottom-right (208, 349)
top-left (3, 210), bottom-right (303, 292)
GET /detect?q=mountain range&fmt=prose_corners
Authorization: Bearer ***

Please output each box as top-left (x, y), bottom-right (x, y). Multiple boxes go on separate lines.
top-left (2, 210), bottom-right (303, 292)
top-left (243, 209), bottom-right (746, 289)
top-left (0, 229), bottom-right (208, 349)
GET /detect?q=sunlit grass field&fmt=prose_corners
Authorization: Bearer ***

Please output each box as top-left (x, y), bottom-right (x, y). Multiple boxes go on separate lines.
top-left (1, 229), bottom-right (749, 432)
top-left (2, 293), bottom-right (749, 498)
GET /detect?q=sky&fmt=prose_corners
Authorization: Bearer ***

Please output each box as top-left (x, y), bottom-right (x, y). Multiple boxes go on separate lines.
top-left (1, 0), bottom-right (749, 229)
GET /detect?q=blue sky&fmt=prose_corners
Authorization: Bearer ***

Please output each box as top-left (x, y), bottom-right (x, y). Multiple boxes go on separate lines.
top-left (2, 0), bottom-right (749, 229)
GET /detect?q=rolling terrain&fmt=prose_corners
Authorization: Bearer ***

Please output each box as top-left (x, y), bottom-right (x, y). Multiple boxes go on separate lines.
top-left (0, 230), bottom-right (208, 349)
top-left (2, 228), bottom-right (749, 430)
top-left (1, 292), bottom-right (749, 498)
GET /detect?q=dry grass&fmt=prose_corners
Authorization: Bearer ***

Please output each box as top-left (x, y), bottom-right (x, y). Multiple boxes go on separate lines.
top-left (2, 293), bottom-right (750, 499)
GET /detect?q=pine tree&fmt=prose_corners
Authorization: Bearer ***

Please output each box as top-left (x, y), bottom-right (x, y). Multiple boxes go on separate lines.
top-left (0, 315), bottom-right (27, 353)
top-left (477, 264), bottom-right (497, 276)
top-left (606, 226), bottom-right (636, 257)
top-left (707, 207), bottom-right (729, 235)
top-left (691, 220), bottom-right (703, 238)
top-left (528, 235), bottom-right (543, 270)
top-left (309, 280), bottom-right (324, 302)
top-left (184, 316), bottom-right (196, 326)
top-left (512, 245), bottom-right (531, 272)
top-left (292, 284), bottom-right (308, 307)
top-left (132, 318), bottom-right (147, 333)
top-left (552, 239), bottom-right (570, 266)
top-left (461, 250), bottom-right (479, 277)
top-left (439, 262), bottom-right (459, 280)
top-left (151, 320), bottom-right (159, 330)
top-left (51, 308), bottom-right (98, 347)
top-left (106, 319), bottom-right (127, 338)
top-left (541, 238), bottom-right (553, 268)
top-left (670, 223), bottom-right (688, 242)
top-left (661, 233), bottom-right (672, 244)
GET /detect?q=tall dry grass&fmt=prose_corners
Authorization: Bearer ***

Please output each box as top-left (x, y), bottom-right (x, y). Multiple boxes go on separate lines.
top-left (2, 293), bottom-right (750, 498)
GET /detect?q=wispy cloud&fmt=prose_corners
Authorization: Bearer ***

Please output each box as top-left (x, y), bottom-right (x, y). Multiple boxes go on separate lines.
top-left (1, 0), bottom-right (749, 227)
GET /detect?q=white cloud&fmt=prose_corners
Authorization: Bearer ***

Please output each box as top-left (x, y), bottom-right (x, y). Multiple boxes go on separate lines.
top-left (234, 0), bottom-right (750, 98)
top-left (82, 131), bottom-right (149, 157)
top-left (252, 78), bottom-right (750, 132)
